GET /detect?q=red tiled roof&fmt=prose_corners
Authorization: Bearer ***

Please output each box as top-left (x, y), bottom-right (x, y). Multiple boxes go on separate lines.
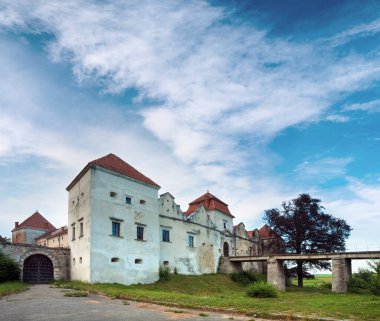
top-left (185, 192), bottom-right (234, 218)
top-left (12, 211), bottom-right (56, 232)
top-left (247, 230), bottom-right (254, 238)
top-left (258, 224), bottom-right (278, 239)
top-left (66, 153), bottom-right (160, 191)
top-left (36, 226), bottom-right (68, 240)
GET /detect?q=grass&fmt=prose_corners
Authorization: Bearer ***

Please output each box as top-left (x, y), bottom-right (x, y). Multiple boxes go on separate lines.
top-left (0, 281), bottom-right (29, 298)
top-left (63, 290), bottom-right (88, 297)
top-left (54, 274), bottom-right (380, 321)
top-left (291, 274), bottom-right (332, 288)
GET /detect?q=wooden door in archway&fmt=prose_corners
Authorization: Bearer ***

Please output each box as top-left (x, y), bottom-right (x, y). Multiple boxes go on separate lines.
top-left (23, 254), bottom-right (53, 283)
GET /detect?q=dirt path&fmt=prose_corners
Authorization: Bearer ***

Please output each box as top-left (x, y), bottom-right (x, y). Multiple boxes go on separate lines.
top-left (0, 284), bottom-right (271, 321)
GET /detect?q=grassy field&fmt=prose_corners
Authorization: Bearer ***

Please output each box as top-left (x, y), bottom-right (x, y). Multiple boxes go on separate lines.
top-left (0, 281), bottom-right (29, 298)
top-left (292, 274), bottom-right (332, 287)
top-left (55, 274), bottom-right (380, 321)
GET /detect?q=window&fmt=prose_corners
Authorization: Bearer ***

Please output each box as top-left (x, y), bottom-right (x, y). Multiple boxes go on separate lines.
top-left (72, 226), bottom-right (75, 240)
top-left (125, 195), bottom-right (132, 205)
top-left (111, 257), bottom-right (119, 262)
top-left (110, 191), bottom-right (117, 197)
top-left (79, 257), bottom-right (82, 264)
top-left (223, 220), bottom-right (227, 229)
top-left (135, 259), bottom-right (142, 264)
top-left (79, 222), bottom-right (83, 237)
top-left (140, 199), bottom-right (146, 204)
top-left (136, 226), bottom-right (144, 240)
top-left (112, 221), bottom-right (121, 237)
top-left (162, 229), bottom-right (170, 242)
top-left (163, 261), bottom-right (169, 266)
top-left (188, 235), bottom-right (194, 248)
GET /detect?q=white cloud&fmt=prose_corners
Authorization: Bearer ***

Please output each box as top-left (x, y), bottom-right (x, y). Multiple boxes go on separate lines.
top-left (1, 0), bottom-right (379, 180)
top-left (294, 157), bottom-right (353, 184)
top-left (344, 99), bottom-right (380, 112)
top-left (0, 0), bottom-right (380, 260)
top-left (327, 18), bottom-right (380, 47)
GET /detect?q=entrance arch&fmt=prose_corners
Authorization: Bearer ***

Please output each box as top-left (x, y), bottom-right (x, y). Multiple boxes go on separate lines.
top-left (223, 242), bottom-right (229, 257)
top-left (23, 254), bottom-right (54, 283)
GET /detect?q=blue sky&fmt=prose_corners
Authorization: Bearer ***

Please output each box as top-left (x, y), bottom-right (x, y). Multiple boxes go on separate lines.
top-left (0, 1), bottom-right (379, 269)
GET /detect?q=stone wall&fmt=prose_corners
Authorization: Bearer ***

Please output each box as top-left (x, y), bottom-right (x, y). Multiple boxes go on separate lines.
top-left (0, 243), bottom-right (70, 280)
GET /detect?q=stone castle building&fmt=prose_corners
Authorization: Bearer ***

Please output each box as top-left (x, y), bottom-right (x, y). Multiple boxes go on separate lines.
top-left (66, 153), bottom-right (282, 285)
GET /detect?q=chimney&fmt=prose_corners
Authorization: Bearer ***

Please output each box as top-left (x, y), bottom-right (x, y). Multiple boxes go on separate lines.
top-left (14, 222), bottom-right (19, 228)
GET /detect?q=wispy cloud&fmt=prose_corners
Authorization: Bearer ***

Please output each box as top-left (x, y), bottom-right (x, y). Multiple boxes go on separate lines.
top-left (0, 0), bottom-right (380, 254)
top-left (294, 157), bottom-right (353, 181)
top-left (344, 99), bottom-right (380, 112)
top-left (1, 1), bottom-right (380, 179)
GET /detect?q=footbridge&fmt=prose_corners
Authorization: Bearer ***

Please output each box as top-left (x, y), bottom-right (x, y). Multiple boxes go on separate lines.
top-left (228, 251), bottom-right (380, 293)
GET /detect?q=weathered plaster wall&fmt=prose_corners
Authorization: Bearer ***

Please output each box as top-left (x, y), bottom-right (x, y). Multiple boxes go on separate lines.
top-left (68, 169), bottom-right (92, 282)
top-left (158, 193), bottom-right (236, 275)
top-left (69, 167), bottom-right (160, 285)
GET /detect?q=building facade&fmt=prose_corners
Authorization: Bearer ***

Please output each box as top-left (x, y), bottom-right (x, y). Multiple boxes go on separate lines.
top-left (66, 153), bottom-right (281, 285)
top-left (12, 211), bottom-right (56, 245)
top-left (36, 226), bottom-right (69, 248)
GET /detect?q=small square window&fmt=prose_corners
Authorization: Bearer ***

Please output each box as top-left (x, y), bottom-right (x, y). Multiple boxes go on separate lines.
top-left (162, 230), bottom-right (170, 242)
top-left (135, 259), bottom-right (142, 264)
top-left (163, 261), bottom-right (169, 266)
top-left (140, 199), bottom-right (146, 204)
top-left (125, 196), bottom-right (132, 205)
top-left (112, 221), bottom-right (121, 237)
top-left (110, 191), bottom-right (117, 197)
top-left (137, 226), bottom-right (144, 240)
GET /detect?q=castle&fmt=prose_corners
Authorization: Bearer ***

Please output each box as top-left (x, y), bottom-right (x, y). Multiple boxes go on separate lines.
top-left (11, 153), bottom-right (281, 285)
top-left (66, 153), bottom-right (281, 284)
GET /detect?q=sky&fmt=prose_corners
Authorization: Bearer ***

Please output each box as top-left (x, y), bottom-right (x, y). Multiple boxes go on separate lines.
top-left (0, 0), bottom-right (379, 270)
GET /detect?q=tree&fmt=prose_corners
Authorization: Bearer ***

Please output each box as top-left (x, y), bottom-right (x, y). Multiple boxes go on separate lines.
top-left (263, 193), bottom-right (351, 288)
top-left (0, 235), bottom-right (11, 244)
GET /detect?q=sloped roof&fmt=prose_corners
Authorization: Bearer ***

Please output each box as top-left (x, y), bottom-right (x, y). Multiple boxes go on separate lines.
top-left (247, 230), bottom-right (254, 238)
top-left (36, 226), bottom-right (68, 240)
top-left (12, 211), bottom-right (56, 232)
top-left (66, 153), bottom-right (160, 191)
top-left (185, 192), bottom-right (234, 218)
top-left (258, 224), bottom-right (278, 239)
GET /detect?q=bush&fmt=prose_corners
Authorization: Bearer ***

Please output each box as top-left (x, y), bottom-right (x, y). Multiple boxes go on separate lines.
top-left (159, 266), bottom-right (170, 281)
top-left (348, 260), bottom-right (380, 295)
top-left (0, 252), bottom-right (20, 282)
top-left (246, 281), bottom-right (279, 298)
top-left (230, 271), bottom-right (257, 286)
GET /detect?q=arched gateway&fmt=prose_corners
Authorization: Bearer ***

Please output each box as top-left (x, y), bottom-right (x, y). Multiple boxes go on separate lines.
top-left (23, 254), bottom-right (54, 283)
top-left (1, 244), bottom-right (70, 283)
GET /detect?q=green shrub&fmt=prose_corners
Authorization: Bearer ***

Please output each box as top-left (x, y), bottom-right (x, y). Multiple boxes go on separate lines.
top-left (0, 252), bottom-right (20, 282)
top-left (230, 271), bottom-right (257, 286)
top-left (246, 281), bottom-right (279, 298)
top-left (159, 266), bottom-right (171, 281)
top-left (348, 261), bottom-right (380, 295)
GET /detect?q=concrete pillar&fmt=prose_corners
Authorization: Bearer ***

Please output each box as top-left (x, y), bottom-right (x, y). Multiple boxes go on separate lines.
top-left (267, 258), bottom-right (286, 291)
top-left (332, 258), bottom-right (351, 293)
